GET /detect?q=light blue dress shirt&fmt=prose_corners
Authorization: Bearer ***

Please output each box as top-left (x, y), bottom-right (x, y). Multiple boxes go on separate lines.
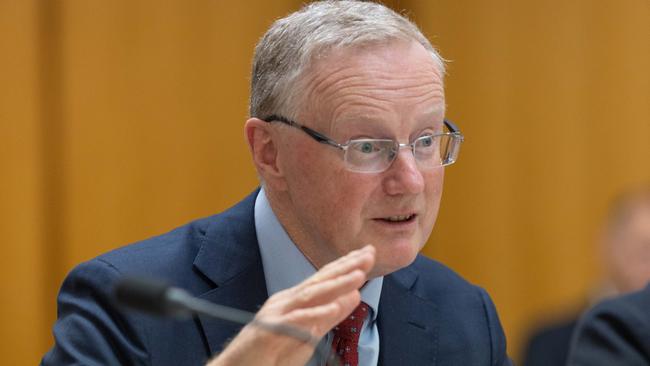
top-left (255, 188), bottom-right (383, 366)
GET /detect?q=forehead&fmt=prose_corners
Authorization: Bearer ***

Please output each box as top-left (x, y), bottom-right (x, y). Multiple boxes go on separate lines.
top-left (297, 40), bottom-right (445, 133)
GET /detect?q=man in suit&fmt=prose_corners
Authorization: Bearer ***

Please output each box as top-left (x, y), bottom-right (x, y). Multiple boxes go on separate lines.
top-left (42, 1), bottom-right (511, 365)
top-left (567, 285), bottom-right (650, 365)
top-left (522, 186), bottom-right (650, 366)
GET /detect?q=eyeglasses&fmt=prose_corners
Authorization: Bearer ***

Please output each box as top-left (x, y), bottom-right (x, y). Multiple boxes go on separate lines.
top-left (261, 115), bottom-right (464, 173)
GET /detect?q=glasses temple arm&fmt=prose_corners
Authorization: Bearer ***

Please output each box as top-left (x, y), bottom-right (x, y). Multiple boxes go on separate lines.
top-left (260, 115), bottom-right (343, 149)
top-left (443, 119), bottom-right (461, 134)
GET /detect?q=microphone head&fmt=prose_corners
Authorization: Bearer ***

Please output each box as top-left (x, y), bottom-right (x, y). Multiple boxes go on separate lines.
top-left (113, 276), bottom-right (191, 318)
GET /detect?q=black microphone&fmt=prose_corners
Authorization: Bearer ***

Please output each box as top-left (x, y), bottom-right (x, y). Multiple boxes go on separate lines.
top-left (114, 277), bottom-right (255, 324)
top-left (114, 277), bottom-right (341, 365)
top-left (113, 276), bottom-right (189, 317)
top-left (113, 277), bottom-right (334, 349)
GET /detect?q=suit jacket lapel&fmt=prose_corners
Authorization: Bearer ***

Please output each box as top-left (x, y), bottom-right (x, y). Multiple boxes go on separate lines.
top-left (195, 263), bottom-right (267, 356)
top-left (192, 191), bottom-right (269, 356)
top-left (378, 265), bottom-right (438, 366)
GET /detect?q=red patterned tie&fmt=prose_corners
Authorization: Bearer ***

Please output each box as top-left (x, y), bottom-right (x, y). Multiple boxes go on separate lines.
top-left (329, 302), bottom-right (370, 366)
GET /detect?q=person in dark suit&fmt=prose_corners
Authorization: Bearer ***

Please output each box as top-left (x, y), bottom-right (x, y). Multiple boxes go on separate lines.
top-left (567, 284), bottom-right (650, 366)
top-left (522, 186), bottom-right (650, 366)
top-left (41, 1), bottom-right (512, 365)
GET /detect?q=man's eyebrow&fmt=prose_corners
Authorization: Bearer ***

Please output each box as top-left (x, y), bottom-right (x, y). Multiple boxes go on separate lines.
top-left (334, 117), bottom-right (393, 138)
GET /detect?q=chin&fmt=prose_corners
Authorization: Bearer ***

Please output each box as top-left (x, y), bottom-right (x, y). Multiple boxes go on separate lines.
top-left (371, 239), bottom-right (421, 277)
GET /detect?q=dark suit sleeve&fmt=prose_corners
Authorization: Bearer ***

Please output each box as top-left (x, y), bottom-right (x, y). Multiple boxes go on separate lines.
top-left (567, 287), bottom-right (650, 366)
top-left (41, 259), bottom-right (150, 366)
top-left (478, 287), bottom-right (514, 366)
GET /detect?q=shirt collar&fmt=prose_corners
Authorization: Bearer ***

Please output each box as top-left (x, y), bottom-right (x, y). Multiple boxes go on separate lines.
top-left (255, 188), bottom-right (383, 320)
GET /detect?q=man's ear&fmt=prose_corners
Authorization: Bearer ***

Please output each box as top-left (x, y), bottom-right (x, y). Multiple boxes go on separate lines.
top-left (244, 118), bottom-right (287, 190)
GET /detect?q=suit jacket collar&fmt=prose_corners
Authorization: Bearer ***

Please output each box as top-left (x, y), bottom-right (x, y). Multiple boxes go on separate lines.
top-left (378, 261), bottom-right (438, 366)
top-left (192, 190), bottom-right (269, 355)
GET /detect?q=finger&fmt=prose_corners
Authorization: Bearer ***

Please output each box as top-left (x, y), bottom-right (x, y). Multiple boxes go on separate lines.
top-left (253, 246), bottom-right (373, 323)
top-left (286, 268), bottom-right (367, 310)
top-left (260, 267), bottom-right (365, 317)
top-left (247, 289), bottom-right (360, 352)
top-left (271, 246), bottom-right (373, 312)
top-left (283, 290), bottom-right (361, 338)
top-left (302, 245), bottom-right (375, 286)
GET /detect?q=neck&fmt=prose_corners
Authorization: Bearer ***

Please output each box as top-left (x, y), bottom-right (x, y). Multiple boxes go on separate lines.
top-left (264, 188), bottom-right (334, 270)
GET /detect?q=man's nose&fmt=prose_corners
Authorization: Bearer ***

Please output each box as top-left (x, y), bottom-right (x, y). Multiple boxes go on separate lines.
top-left (382, 148), bottom-right (425, 195)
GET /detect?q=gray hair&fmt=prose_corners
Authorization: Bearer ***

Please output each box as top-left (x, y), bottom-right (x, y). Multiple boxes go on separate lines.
top-left (249, 0), bottom-right (446, 119)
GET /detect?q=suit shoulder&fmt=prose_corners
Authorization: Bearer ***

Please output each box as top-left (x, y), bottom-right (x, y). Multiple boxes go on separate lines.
top-left (79, 191), bottom-right (259, 291)
top-left (588, 286), bottom-right (650, 322)
top-left (408, 254), bottom-right (479, 294)
top-left (568, 286), bottom-right (650, 365)
top-left (575, 285), bottom-right (650, 341)
top-left (94, 216), bottom-right (211, 275)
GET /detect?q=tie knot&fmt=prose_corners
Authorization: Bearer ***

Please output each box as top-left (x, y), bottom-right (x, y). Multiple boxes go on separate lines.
top-left (332, 302), bottom-right (369, 341)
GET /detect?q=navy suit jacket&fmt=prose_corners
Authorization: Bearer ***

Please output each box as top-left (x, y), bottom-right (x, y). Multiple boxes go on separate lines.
top-left (567, 285), bottom-right (650, 366)
top-left (522, 318), bottom-right (577, 366)
top-left (42, 191), bottom-right (511, 366)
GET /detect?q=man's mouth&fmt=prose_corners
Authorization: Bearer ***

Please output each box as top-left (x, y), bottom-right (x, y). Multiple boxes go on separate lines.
top-left (376, 214), bottom-right (417, 223)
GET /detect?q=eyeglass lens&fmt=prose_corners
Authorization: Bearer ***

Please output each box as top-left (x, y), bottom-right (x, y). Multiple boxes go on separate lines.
top-left (344, 134), bottom-right (459, 173)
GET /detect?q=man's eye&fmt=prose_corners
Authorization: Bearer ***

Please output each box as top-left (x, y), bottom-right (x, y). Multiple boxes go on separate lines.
top-left (360, 142), bottom-right (375, 153)
top-left (420, 136), bottom-right (433, 147)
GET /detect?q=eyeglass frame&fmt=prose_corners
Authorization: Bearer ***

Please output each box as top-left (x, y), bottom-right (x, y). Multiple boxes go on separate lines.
top-left (260, 114), bottom-right (464, 172)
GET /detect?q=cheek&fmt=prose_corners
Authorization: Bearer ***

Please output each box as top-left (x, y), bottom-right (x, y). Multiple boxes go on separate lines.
top-left (285, 148), bottom-right (371, 229)
top-left (322, 173), bottom-right (377, 226)
top-left (281, 140), bottom-right (336, 196)
top-left (423, 169), bottom-right (444, 216)
top-left (318, 178), bottom-right (382, 255)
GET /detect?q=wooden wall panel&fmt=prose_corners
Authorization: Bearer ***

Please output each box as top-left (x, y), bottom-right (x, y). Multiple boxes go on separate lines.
top-left (57, 0), bottom-right (304, 273)
top-left (0, 1), bottom-right (47, 364)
